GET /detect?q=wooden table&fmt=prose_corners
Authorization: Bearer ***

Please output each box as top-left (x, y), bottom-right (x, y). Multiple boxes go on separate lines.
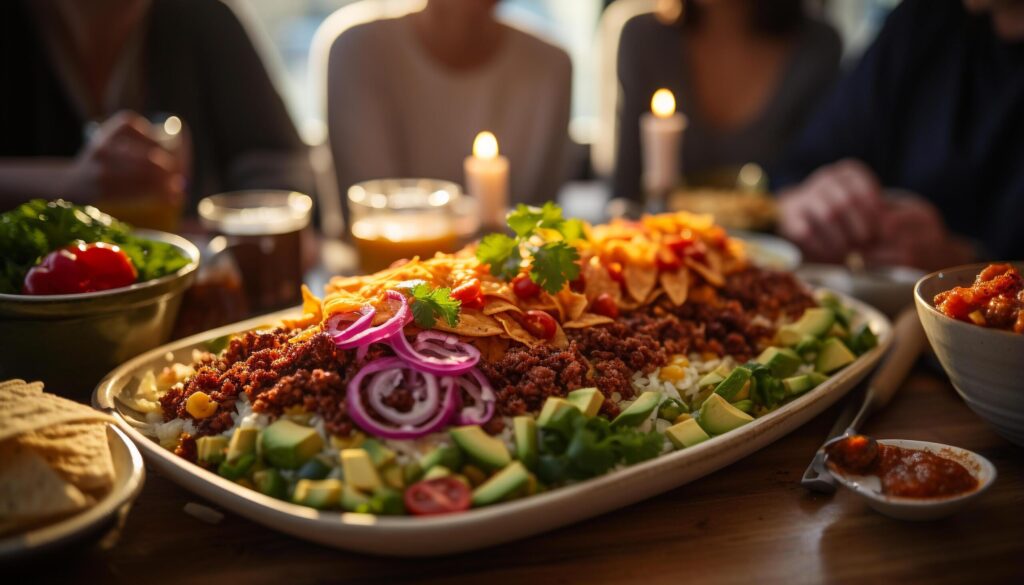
top-left (14, 368), bottom-right (1023, 584)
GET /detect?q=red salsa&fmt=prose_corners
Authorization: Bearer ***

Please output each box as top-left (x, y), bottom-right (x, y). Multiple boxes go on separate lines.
top-left (934, 263), bottom-right (1024, 333)
top-left (826, 435), bottom-right (978, 499)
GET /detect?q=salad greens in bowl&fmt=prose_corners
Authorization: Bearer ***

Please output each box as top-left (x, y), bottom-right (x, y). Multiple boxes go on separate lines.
top-left (0, 200), bottom-right (199, 397)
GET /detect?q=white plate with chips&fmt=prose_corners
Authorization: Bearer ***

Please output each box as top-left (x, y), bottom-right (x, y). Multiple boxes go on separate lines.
top-left (0, 382), bottom-right (146, 560)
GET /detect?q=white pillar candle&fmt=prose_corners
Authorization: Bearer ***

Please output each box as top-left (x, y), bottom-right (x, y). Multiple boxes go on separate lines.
top-left (640, 88), bottom-right (687, 197)
top-left (464, 131), bottom-right (510, 231)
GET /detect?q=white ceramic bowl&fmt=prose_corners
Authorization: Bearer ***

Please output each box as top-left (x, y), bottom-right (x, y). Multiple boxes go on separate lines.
top-left (0, 425), bottom-right (146, 560)
top-left (914, 262), bottom-right (1024, 445)
top-left (826, 439), bottom-right (996, 521)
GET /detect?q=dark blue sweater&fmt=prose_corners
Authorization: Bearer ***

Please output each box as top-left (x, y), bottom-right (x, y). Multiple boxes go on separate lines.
top-left (773, 0), bottom-right (1024, 260)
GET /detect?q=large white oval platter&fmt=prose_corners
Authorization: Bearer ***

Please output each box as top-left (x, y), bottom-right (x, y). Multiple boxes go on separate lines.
top-left (94, 291), bottom-right (890, 556)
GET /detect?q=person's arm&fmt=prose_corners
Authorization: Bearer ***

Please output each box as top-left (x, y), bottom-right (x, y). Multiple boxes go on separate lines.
top-left (196, 1), bottom-right (313, 194)
top-left (326, 26), bottom-right (404, 211)
top-left (610, 17), bottom-right (647, 202)
top-left (0, 160), bottom-right (77, 206)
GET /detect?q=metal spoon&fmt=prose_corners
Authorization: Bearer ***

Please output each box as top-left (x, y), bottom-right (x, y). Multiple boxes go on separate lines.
top-left (801, 308), bottom-right (926, 493)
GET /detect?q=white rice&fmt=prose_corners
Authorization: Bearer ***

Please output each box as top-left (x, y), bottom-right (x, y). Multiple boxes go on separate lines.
top-left (630, 352), bottom-right (735, 404)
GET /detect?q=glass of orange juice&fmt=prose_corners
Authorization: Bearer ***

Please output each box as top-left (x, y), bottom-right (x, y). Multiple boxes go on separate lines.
top-left (349, 179), bottom-right (478, 274)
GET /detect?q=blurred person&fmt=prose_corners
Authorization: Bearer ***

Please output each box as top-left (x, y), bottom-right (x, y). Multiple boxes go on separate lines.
top-left (773, 0), bottom-right (1024, 269)
top-left (0, 0), bottom-right (312, 215)
top-left (327, 0), bottom-right (572, 213)
top-left (613, 0), bottom-right (841, 200)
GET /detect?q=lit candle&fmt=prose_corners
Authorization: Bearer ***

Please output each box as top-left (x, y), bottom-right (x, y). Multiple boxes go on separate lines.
top-left (640, 88), bottom-right (687, 208)
top-left (464, 131), bottom-right (509, 231)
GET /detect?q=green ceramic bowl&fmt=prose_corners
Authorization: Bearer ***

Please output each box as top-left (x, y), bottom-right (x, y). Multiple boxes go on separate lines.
top-left (914, 262), bottom-right (1024, 446)
top-left (0, 230), bottom-right (199, 399)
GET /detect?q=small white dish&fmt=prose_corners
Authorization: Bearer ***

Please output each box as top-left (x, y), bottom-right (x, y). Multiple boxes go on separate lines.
top-left (827, 438), bottom-right (996, 521)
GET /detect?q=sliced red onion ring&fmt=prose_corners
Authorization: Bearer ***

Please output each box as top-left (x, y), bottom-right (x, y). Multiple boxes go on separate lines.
top-left (367, 366), bottom-right (440, 426)
top-left (346, 357), bottom-right (457, 440)
top-left (335, 290), bottom-right (411, 349)
top-left (451, 368), bottom-right (495, 426)
top-left (389, 329), bottom-right (480, 376)
top-left (325, 306), bottom-right (375, 344)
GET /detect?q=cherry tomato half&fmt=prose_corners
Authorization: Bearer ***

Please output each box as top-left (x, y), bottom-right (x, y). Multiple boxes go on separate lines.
top-left (605, 261), bottom-right (624, 283)
top-left (655, 247), bottom-right (681, 271)
top-left (512, 273), bottom-right (541, 299)
top-left (23, 242), bottom-right (137, 295)
top-left (404, 477), bottom-right (472, 516)
top-left (569, 270), bottom-right (586, 294)
top-left (451, 279), bottom-right (485, 310)
top-left (522, 310), bottom-right (557, 340)
top-left (591, 292), bottom-right (619, 319)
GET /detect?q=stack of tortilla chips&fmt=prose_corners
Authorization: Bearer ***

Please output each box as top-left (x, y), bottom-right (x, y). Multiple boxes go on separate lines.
top-left (0, 380), bottom-right (116, 536)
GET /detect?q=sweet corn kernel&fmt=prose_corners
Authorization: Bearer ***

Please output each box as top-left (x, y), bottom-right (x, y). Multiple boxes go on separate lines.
top-left (660, 365), bottom-right (686, 382)
top-left (670, 355), bottom-right (690, 367)
top-left (185, 391), bottom-right (217, 419)
top-left (330, 432), bottom-right (366, 450)
top-left (673, 413), bottom-right (693, 424)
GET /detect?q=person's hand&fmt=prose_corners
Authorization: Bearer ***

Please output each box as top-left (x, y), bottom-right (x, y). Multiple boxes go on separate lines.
top-left (778, 158), bottom-right (884, 263)
top-left (63, 111), bottom-right (185, 204)
top-left (862, 194), bottom-right (974, 271)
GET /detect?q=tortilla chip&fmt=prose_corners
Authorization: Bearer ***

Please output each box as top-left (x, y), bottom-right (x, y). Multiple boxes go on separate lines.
top-left (479, 280), bottom-right (517, 304)
top-left (562, 313), bottom-right (616, 329)
top-left (282, 285), bottom-right (323, 329)
top-left (660, 268), bottom-right (690, 306)
top-left (0, 383), bottom-right (113, 444)
top-left (551, 322), bottom-right (569, 349)
top-left (492, 313), bottom-right (541, 347)
top-left (623, 262), bottom-right (657, 303)
top-left (0, 440), bottom-right (89, 535)
top-left (582, 257), bottom-right (622, 303)
top-left (433, 310), bottom-right (504, 337)
top-left (555, 289), bottom-right (588, 322)
top-left (686, 257), bottom-right (725, 287)
top-left (17, 422), bottom-right (114, 493)
top-left (645, 287), bottom-right (665, 304)
top-left (470, 336), bottom-right (511, 363)
top-left (0, 379), bottom-right (43, 394)
top-left (482, 298), bottom-right (523, 316)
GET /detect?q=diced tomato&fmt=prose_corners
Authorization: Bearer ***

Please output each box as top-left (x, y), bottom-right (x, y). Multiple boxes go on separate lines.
top-left (451, 279), bottom-right (485, 310)
top-left (521, 310), bottom-right (557, 340)
top-left (655, 247), bottom-right (681, 271)
top-left (404, 477), bottom-right (472, 516)
top-left (22, 242), bottom-right (137, 295)
top-left (605, 261), bottom-right (624, 283)
top-left (569, 270), bottom-right (586, 294)
top-left (512, 273), bottom-right (541, 299)
top-left (591, 293), bottom-right (619, 318)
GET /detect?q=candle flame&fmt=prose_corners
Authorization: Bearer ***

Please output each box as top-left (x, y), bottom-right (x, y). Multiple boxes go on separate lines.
top-left (651, 89), bottom-right (676, 118)
top-left (473, 131), bottom-right (499, 160)
top-left (163, 115), bottom-right (182, 136)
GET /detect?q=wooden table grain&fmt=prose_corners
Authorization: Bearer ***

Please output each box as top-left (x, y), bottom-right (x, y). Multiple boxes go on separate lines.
top-left (13, 368), bottom-right (1024, 585)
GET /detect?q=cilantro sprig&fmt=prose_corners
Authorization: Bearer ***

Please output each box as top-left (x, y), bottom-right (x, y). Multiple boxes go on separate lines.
top-left (397, 281), bottom-right (461, 328)
top-left (475, 203), bottom-right (584, 294)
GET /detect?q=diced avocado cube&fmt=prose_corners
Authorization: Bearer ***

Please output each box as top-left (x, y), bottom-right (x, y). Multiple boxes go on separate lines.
top-left (537, 397), bottom-right (575, 427)
top-left (657, 397), bottom-right (687, 421)
top-left (360, 439), bottom-right (396, 468)
top-left (828, 322), bottom-right (849, 340)
top-left (566, 387), bottom-right (604, 417)
top-left (666, 418), bottom-right (711, 449)
top-left (817, 291), bottom-right (853, 327)
top-left (226, 427), bottom-right (259, 463)
top-left (341, 449), bottom-right (381, 491)
top-left (808, 372), bottom-right (829, 386)
top-left (794, 335), bottom-right (822, 359)
top-left (698, 394), bottom-right (754, 435)
top-left (696, 371), bottom-right (724, 389)
top-left (450, 425), bottom-right (511, 471)
top-left (365, 487), bottom-right (405, 516)
top-left (253, 468), bottom-right (287, 499)
top-left (420, 444), bottom-right (464, 473)
top-left (422, 465), bottom-right (452, 480)
top-left (778, 307), bottom-right (836, 346)
top-left (712, 366), bottom-right (753, 402)
top-left (783, 375), bottom-right (814, 396)
top-left (296, 455), bottom-right (333, 480)
top-left (197, 435), bottom-right (228, 465)
top-left (611, 391), bottom-right (661, 427)
top-left (403, 461), bottom-right (423, 485)
top-left (292, 478), bottom-right (342, 509)
top-left (815, 337), bottom-right (856, 374)
top-left (848, 324), bottom-right (878, 355)
top-left (513, 416), bottom-right (538, 470)
top-left (261, 419), bottom-right (324, 470)
top-left (217, 452), bottom-right (256, 480)
top-left (471, 462), bottom-right (530, 507)
top-left (341, 484), bottom-right (370, 512)
top-left (755, 347), bottom-right (803, 378)
top-left (380, 464), bottom-right (404, 489)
